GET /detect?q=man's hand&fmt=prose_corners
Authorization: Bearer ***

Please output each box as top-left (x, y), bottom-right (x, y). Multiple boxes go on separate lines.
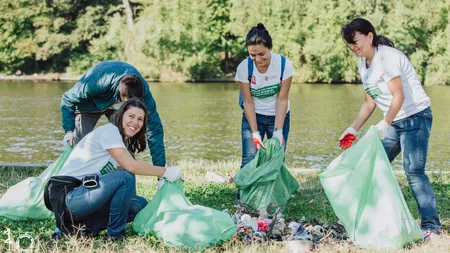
top-left (62, 131), bottom-right (74, 147)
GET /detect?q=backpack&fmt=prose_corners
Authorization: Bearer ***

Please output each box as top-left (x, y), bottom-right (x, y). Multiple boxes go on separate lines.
top-left (44, 176), bottom-right (82, 236)
top-left (238, 55), bottom-right (286, 109)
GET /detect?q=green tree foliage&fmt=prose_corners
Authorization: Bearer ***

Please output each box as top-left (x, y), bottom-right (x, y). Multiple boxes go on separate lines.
top-left (0, 0), bottom-right (449, 84)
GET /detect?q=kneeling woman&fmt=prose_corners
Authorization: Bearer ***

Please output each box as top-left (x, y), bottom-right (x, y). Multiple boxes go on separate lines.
top-left (57, 98), bottom-right (182, 240)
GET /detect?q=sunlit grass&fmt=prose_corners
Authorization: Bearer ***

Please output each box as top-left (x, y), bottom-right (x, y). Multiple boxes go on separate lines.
top-left (1, 161), bottom-right (449, 252)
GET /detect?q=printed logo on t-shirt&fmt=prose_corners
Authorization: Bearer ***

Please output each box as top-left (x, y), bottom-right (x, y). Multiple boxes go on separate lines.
top-left (251, 76), bottom-right (256, 85)
top-left (251, 84), bottom-right (280, 98)
top-left (364, 84), bottom-right (383, 100)
top-left (100, 161), bottom-right (116, 175)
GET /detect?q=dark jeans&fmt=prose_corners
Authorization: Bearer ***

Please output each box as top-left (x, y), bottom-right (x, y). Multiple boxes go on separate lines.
top-left (240, 112), bottom-right (290, 169)
top-left (381, 107), bottom-right (441, 233)
top-left (74, 109), bottom-right (115, 144)
top-left (64, 170), bottom-right (148, 236)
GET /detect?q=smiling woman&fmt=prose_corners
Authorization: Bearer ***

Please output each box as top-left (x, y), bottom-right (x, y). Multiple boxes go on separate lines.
top-left (110, 98), bottom-right (147, 153)
top-left (47, 98), bottom-right (184, 241)
top-left (339, 18), bottom-right (442, 240)
top-left (235, 23), bottom-right (296, 201)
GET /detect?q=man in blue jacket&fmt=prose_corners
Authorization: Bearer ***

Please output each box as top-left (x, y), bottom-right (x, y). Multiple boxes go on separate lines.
top-left (61, 60), bottom-right (166, 166)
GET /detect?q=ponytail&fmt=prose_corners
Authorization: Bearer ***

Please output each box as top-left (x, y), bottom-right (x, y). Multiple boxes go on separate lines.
top-left (373, 35), bottom-right (394, 48)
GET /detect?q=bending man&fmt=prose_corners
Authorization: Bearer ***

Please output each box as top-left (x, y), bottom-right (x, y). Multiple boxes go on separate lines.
top-left (60, 60), bottom-right (165, 166)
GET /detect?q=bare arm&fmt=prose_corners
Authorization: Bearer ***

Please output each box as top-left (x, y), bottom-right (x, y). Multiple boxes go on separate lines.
top-left (240, 81), bottom-right (258, 133)
top-left (383, 76), bottom-right (404, 124)
top-left (350, 92), bottom-right (377, 131)
top-left (108, 147), bottom-right (166, 176)
top-left (274, 76), bottom-right (292, 128)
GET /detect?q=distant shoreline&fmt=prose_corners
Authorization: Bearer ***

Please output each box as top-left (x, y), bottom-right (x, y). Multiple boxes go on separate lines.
top-left (0, 75), bottom-right (235, 83)
top-left (0, 75), bottom-right (79, 81)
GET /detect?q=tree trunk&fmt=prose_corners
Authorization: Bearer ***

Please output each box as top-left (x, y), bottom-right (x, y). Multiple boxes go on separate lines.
top-left (122, 0), bottom-right (134, 31)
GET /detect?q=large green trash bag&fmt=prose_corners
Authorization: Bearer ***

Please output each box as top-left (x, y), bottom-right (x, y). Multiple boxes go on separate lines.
top-left (0, 146), bottom-right (72, 220)
top-left (132, 180), bottom-right (236, 250)
top-left (320, 126), bottom-right (422, 250)
top-left (234, 139), bottom-right (299, 213)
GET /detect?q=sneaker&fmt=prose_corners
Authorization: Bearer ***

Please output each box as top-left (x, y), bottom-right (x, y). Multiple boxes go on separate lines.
top-left (422, 230), bottom-right (440, 241)
top-left (103, 231), bottom-right (126, 242)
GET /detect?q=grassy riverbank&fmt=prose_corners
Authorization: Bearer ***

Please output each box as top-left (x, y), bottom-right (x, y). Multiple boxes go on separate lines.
top-left (1, 159), bottom-right (449, 252)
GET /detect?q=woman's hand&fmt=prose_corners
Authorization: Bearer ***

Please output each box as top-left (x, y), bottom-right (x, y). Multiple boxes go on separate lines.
top-left (162, 167), bottom-right (184, 182)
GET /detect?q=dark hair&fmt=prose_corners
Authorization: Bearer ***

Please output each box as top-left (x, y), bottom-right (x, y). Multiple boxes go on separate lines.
top-left (341, 18), bottom-right (394, 48)
top-left (118, 75), bottom-right (144, 100)
top-left (110, 98), bottom-right (147, 153)
top-left (245, 23), bottom-right (273, 49)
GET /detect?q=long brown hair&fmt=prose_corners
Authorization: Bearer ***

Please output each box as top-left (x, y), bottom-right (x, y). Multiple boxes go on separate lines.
top-left (110, 98), bottom-right (147, 153)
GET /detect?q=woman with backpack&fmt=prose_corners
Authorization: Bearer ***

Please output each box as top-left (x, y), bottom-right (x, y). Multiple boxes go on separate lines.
top-left (235, 23), bottom-right (295, 172)
top-left (339, 18), bottom-right (441, 240)
top-left (53, 98), bottom-right (183, 241)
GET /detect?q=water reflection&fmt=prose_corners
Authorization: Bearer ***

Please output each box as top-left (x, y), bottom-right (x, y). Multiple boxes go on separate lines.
top-left (0, 81), bottom-right (449, 170)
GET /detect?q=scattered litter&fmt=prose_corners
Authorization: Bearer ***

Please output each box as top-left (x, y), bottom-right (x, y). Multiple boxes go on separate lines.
top-left (205, 171), bottom-right (233, 183)
top-left (286, 240), bottom-right (314, 253)
top-left (228, 201), bottom-right (348, 249)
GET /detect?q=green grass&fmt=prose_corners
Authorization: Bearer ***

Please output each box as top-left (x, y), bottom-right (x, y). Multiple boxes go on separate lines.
top-left (1, 160), bottom-right (449, 252)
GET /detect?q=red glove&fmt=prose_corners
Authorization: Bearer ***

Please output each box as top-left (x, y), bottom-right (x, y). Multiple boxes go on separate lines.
top-left (252, 132), bottom-right (265, 149)
top-left (339, 127), bottom-right (357, 150)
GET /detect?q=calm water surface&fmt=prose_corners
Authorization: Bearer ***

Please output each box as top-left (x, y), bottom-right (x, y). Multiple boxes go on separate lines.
top-left (0, 81), bottom-right (449, 170)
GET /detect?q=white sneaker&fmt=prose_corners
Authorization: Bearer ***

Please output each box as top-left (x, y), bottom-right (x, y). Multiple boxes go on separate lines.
top-left (422, 230), bottom-right (440, 241)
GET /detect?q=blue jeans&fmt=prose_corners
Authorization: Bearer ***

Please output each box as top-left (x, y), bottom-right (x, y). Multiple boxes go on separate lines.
top-left (241, 112), bottom-right (290, 168)
top-left (74, 109), bottom-right (115, 144)
top-left (381, 107), bottom-right (441, 233)
top-left (65, 170), bottom-right (148, 236)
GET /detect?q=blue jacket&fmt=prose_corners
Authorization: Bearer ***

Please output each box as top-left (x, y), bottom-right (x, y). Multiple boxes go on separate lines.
top-left (61, 60), bottom-right (166, 166)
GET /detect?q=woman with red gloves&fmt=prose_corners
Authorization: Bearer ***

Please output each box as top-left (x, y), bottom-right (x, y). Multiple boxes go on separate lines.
top-left (338, 18), bottom-right (441, 240)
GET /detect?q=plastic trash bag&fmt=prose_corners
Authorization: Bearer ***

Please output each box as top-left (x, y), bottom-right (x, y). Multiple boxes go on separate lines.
top-left (0, 146), bottom-right (72, 220)
top-left (320, 126), bottom-right (422, 250)
top-left (234, 139), bottom-right (299, 213)
top-left (132, 180), bottom-right (236, 250)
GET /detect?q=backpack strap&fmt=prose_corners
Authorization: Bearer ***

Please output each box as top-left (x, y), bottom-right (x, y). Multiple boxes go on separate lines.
top-left (239, 57), bottom-right (254, 109)
top-left (247, 56), bottom-right (254, 83)
top-left (280, 55), bottom-right (286, 81)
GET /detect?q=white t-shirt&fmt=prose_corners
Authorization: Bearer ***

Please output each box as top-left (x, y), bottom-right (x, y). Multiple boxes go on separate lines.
top-left (58, 123), bottom-right (127, 179)
top-left (359, 45), bottom-right (431, 121)
top-left (235, 52), bottom-right (295, 116)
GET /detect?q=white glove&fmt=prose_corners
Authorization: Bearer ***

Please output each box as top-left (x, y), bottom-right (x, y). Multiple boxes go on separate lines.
top-left (339, 127), bottom-right (357, 141)
top-left (162, 167), bottom-right (184, 183)
top-left (62, 131), bottom-right (74, 147)
top-left (376, 120), bottom-right (389, 140)
top-left (252, 132), bottom-right (265, 149)
top-left (272, 128), bottom-right (284, 146)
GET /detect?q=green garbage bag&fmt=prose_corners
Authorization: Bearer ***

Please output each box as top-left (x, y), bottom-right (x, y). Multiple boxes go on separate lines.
top-left (132, 180), bottom-right (236, 250)
top-left (0, 146), bottom-right (72, 220)
top-left (320, 126), bottom-right (422, 250)
top-left (234, 139), bottom-right (299, 213)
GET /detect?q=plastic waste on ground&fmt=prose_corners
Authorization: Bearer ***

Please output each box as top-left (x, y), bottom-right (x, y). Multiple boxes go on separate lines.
top-left (0, 146), bottom-right (73, 220)
top-left (234, 139), bottom-right (299, 213)
top-left (320, 126), bottom-right (423, 250)
top-left (132, 179), bottom-right (236, 250)
top-left (204, 171), bottom-right (233, 183)
top-left (286, 240), bottom-right (314, 253)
